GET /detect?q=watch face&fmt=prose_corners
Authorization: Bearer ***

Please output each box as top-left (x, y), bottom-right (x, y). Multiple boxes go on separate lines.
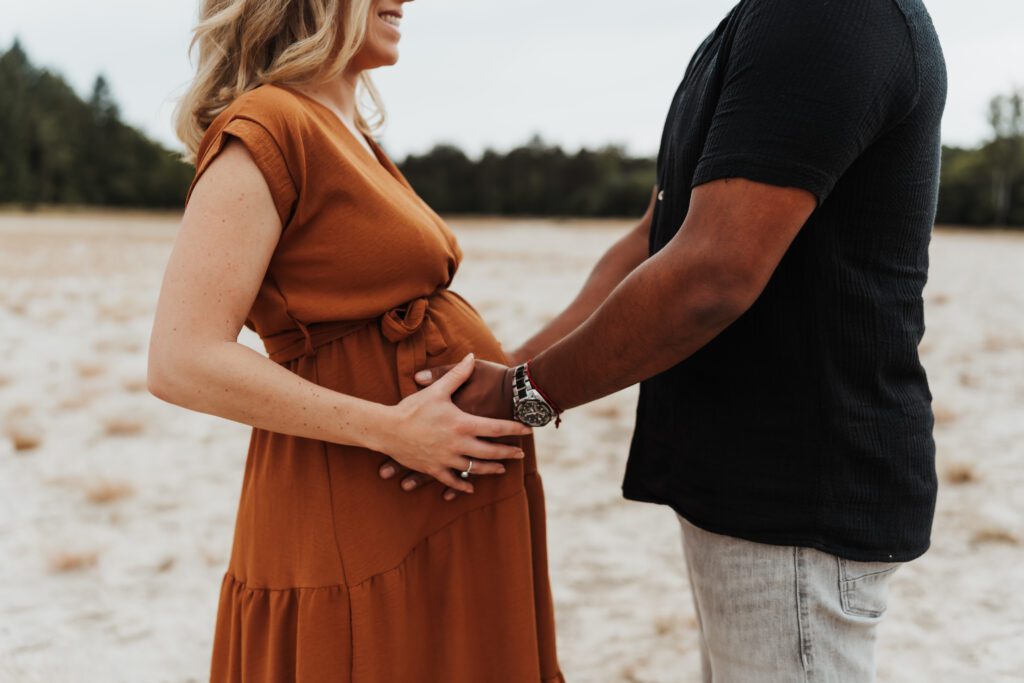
top-left (515, 399), bottom-right (554, 427)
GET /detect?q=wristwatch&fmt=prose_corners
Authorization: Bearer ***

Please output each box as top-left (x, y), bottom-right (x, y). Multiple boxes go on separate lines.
top-left (511, 363), bottom-right (557, 427)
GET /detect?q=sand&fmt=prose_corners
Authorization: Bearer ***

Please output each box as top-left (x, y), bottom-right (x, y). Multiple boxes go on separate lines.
top-left (0, 212), bottom-right (1021, 682)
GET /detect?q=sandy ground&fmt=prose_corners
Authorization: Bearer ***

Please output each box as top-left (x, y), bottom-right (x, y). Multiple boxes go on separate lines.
top-left (0, 212), bottom-right (1021, 682)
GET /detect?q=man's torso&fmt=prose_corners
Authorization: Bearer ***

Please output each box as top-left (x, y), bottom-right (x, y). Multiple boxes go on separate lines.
top-left (624, 0), bottom-right (948, 562)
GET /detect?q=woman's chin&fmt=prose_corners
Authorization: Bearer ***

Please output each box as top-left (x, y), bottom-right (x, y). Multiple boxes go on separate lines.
top-left (354, 47), bottom-right (400, 71)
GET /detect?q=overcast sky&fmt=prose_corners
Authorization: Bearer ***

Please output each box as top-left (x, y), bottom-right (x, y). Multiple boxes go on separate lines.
top-left (4, 0), bottom-right (1023, 159)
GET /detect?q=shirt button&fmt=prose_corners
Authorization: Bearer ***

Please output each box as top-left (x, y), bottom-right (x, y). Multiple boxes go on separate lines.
top-left (657, 190), bottom-right (665, 201)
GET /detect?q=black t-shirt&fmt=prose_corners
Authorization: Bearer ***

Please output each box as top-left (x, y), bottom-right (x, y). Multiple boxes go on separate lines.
top-left (624, 0), bottom-right (947, 562)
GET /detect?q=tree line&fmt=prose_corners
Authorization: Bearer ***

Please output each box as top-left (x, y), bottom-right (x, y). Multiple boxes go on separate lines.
top-left (0, 41), bottom-right (193, 208)
top-left (938, 90), bottom-right (1024, 226)
top-left (1, 40), bottom-right (1021, 226)
top-left (399, 138), bottom-right (655, 217)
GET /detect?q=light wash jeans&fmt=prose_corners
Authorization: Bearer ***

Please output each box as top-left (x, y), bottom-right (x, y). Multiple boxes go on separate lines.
top-left (677, 514), bottom-right (902, 683)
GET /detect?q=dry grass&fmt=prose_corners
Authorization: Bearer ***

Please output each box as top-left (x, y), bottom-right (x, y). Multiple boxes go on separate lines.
top-left (56, 386), bottom-right (102, 411)
top-left (94, 337), bottom-right (143, 354)
top-left (41, 307), bottom-right (64, 324)
top-left (958, 371), bottom-right (981, 388)
top-left (944, 462), bottom-right (980, 485)
top-left (74, 359), bottom-right (106, 379)
top-left (101, 414), bottom-right (145, 437)
top-left (200, 546), bottom-right (225, 567)
top-left (120, 375), bottom-right (149, 393)
top-left (653, 615), bottom-right (679, 637)
top-left (6, 425), bottom-right (43, 451)
top-left (4, 408), bottom-right (43, 451)
top-left (933, 403), bottom-right (957, 426)
top-left (587, 402), bottom-right (623, 420)
top-left (48, 550), bottom-right (99, 573)
top-left (97, 304), bottom-right (137, 324)
top-left (618, 667), bottom-right (648, 683)
top-left (970, 528), bottom-right (1020, 546)
top-left (982, 335), bottom-right (1024, 353)
top-left (84, 479), bottom-right (135, 504)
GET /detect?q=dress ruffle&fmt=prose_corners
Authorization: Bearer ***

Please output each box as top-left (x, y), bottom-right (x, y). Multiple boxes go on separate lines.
top-left (211, 483), bottom-right (564, 682)
top-left (211, 573), bottom-right (353, 682)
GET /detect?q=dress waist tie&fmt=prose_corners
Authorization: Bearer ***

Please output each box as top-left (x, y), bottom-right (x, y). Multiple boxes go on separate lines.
top-left (260, 295), bottom-right (449, 398)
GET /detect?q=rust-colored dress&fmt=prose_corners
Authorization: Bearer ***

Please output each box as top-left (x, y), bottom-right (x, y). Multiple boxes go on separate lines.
top-left (185, 84), bottom-right (563, 682)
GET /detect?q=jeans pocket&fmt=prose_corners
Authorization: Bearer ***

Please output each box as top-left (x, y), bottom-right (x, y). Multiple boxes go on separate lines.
top-left (837, 558), bottom-right (901, 618)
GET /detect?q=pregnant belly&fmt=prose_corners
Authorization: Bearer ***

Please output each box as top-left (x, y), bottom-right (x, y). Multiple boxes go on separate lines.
top-left (304, 287), bottom-right (508, 404)
top-left (428, 288), bottom-right (508, 366)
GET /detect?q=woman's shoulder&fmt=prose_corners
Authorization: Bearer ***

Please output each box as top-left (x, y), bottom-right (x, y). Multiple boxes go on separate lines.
top-left (195, 83), bottom-right (321, 179)
top-left (191, 84), bottom-right (313, 225)
top-left (209, 83), bottom-right (311, 141)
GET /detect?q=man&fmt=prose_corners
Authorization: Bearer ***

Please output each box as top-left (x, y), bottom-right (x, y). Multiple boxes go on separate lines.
top-left (382, 0), bottom-right (946, 679)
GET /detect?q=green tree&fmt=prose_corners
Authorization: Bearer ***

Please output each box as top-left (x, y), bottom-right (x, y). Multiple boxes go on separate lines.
top-left (0, 39), bottom-right (193, 209)
top-left (397, 135), bottom-right (656, 218)
top-left (986, 88), bottom-right (1024, 226)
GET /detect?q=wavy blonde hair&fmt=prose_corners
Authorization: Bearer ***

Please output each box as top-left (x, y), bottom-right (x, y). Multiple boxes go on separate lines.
top-left (173, 0), bottom-right (384, 164)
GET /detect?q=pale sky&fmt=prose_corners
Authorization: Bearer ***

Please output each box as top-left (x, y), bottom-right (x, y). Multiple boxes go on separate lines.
top-left (4, 0), bottom-right (1023, 159)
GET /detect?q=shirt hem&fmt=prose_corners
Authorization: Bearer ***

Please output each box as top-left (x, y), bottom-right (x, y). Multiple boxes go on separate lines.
top-left (621, 485), bottom-right (932, 563)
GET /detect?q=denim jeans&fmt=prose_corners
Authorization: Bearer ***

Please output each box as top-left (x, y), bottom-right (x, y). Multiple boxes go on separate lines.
top-left (677, 514), bottom-right (902, 683)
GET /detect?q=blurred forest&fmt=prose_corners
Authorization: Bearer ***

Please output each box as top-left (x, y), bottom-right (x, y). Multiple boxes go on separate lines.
top-left (1, 39), bottom-right (1022, 225)
top-left (0, 41), bottom-right (193, 208)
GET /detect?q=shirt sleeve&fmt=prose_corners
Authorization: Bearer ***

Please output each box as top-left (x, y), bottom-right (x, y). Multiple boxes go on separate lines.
top-left (185, 115), bottom-right (298, 227)
top-left (692, 0), bottom-right (919, 205)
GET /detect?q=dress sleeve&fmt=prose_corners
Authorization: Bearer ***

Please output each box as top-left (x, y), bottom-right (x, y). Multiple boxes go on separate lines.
top-left (185, 115), bottom-right (298, 227)
top-left (691, 0), bottom-right (919, 205)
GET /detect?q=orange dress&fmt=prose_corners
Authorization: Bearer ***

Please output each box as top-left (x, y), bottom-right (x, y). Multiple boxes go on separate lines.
top-left (185, 84), bottom-right (563, 682)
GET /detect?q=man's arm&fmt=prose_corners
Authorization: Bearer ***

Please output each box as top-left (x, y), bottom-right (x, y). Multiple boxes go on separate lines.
top-left (529, 177), bottom-right (815, 410)
top-left (507, 186), bottom-right (657, 364)
top-left (382, 177), bottom-right (815, 495)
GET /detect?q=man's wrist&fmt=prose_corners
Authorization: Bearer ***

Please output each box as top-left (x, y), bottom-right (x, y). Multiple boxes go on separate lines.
top-left (502, 367), bottom-right (516, 419)
top-left (510, 361), bottom-right (561, 427)
top-left (524, 361), bottom-right (563, 417)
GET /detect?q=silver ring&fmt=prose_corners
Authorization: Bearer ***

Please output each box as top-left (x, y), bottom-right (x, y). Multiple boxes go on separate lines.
top-left (460, 458), bottom-right (474, 479)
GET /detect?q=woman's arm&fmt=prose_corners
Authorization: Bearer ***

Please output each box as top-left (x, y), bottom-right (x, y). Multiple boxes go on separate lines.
top-left (506, 186), bottom-right (657, 364)
top-left (147, 139), bottom-right (530, 494)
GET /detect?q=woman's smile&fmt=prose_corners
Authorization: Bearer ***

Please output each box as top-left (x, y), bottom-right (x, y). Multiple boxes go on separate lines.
top-left (379, 9), bottom-right (402, 32)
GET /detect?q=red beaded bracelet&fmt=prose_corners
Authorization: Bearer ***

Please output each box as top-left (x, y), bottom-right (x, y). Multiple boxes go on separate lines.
top-left (524, 360), bottom-right (562, 427)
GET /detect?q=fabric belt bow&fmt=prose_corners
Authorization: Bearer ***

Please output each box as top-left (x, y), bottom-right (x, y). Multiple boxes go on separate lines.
top-left (261, 295), bottom-right (449, 398)
top-left (380, 297), bottom-right (449, 397)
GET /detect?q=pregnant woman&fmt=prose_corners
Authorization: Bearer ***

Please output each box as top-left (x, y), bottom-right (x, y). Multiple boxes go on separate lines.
top-left (147, 0), bottom-right (562, 680)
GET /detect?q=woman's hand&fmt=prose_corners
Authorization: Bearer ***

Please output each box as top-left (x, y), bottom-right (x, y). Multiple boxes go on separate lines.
top-left (380, 358), bottom-right (519, 500)
top-left (370, 353), bottom-right (531, 496)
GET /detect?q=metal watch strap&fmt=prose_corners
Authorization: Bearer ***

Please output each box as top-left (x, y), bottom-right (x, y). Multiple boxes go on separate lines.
top-left (513, 363), bottom-right (530, 402)
top-left (512, 363), bottom-right (556, 427)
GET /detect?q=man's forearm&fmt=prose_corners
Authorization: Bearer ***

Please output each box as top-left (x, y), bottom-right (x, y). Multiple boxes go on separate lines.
top-left (526, 179), bottom-right (814, 413)
top-left (514, 221), bottom-right (650, 361)
top-left (527, 236), bottom-right (751, 411)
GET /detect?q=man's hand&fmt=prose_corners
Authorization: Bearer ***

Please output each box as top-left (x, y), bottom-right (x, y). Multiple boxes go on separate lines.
top-left (379, 359), bottom-right (517, 499)
top-left (447, 359), bottom-right (516, 420)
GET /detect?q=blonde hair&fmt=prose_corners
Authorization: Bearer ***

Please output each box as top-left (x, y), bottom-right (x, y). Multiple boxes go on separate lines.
top-left (173, 0), bottom-right (384, 164)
